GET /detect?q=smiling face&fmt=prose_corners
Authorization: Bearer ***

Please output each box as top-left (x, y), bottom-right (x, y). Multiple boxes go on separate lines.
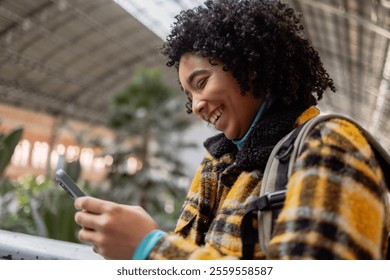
top-left (178, 53), bottom-right (264, 140)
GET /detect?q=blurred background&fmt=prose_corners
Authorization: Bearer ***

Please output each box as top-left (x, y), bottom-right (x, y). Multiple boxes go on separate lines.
top-left (0, 0), bottom-right (389, 245)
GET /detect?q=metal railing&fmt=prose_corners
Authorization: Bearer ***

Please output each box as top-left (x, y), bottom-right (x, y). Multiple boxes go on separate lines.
top-left (0, 229), bottom-right (103, 260)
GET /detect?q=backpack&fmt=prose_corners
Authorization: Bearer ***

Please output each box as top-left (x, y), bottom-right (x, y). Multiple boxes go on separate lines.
top-left (240, 113), bottom-right (390, 259)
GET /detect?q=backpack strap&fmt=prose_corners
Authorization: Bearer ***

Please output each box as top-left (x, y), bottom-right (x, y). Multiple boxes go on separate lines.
top-left (241, 113), bottom-right (390, 260)
top-left (241, 122), bottom-right (306, 259)
top-left (241, 190), bottom-right (287, 259)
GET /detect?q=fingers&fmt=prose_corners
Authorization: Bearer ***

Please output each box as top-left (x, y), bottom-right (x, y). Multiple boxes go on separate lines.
top-left (74, 197), bottom-right (120, 231)
top-left (78, 226), bottom-right (97, 243)
top-left (73, 197), bottom-right (160, 259)
top-left (78, 227), bottom-right (103, 256)
top-left (75, 196), bottom-right (114, 214)
top-left (74, 211), bottom-right (100, 230)
top-left (74, 197), bottom-right (105, 232)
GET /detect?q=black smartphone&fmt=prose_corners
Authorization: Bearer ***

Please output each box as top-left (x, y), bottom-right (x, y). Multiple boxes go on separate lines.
top-left (55, 169), bottom-right (87, 200)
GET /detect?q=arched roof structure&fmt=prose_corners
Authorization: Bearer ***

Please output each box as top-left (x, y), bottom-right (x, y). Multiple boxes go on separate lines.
top-left (0, 0), bottom-right (389, 152)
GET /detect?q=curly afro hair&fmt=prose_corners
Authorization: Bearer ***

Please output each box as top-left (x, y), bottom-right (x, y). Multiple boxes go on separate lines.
top-left (161, 0), bottom-right (335, 113)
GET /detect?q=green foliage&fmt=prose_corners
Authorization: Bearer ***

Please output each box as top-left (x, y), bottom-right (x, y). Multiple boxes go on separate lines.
top-left (0, 67), bottom-right (197, 241)
top-left (0, 124), bottom-right (97, 243)
top-left (40, 176), bottom-right (101, 243)
top-left (1, 172), bottom-right (102, 243)
top-left (109, 68), bottom-right (189, 136)
top-left (106, 68), bottom-right (195, 230)
top-left (0, 127), bottom-right (23, 176)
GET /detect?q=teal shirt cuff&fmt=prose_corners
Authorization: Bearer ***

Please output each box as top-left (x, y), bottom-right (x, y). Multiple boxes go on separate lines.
top-left (132, 230), bottom-right (166, 260)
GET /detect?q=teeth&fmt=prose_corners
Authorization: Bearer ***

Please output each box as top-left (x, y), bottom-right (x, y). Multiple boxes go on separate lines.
top-left (209, 108), bottom-right (223, 125)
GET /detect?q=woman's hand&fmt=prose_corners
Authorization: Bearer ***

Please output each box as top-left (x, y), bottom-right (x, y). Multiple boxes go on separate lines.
top-left (74, 196), bottom-right (159, 259)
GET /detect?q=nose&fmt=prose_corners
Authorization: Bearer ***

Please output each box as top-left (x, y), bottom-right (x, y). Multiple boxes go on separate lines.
top-left (192, 97), bottom-right (206, 118)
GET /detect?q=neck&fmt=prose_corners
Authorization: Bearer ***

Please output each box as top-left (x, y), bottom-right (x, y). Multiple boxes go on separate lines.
top-left (232, 98), bottom-right (271, 150)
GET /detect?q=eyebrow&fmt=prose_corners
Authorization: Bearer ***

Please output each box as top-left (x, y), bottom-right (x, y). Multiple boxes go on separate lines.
top-left (187, 69), bottom-right (209, 85)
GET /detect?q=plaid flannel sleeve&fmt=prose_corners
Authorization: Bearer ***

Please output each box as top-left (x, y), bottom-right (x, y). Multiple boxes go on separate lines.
top-left (267, 118), bottom-right (390, 259)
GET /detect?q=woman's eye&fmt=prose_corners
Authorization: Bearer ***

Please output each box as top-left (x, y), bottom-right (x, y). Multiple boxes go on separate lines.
top-left (197, 78), bottom-right (207, 89)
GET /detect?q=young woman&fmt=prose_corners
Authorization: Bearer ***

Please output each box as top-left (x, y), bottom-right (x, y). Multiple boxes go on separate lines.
top-left (74, 0), bottom-right (390, 259)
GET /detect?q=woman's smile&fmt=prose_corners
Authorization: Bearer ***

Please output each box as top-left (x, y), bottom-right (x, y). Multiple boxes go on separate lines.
top-left (208, 106), bottom-right (223, 126)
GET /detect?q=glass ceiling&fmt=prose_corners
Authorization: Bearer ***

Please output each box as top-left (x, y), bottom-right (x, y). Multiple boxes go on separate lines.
top-left (114, 0), bottom-right (205, 39)
top-left (0, 0), bottom-right (388, 152)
